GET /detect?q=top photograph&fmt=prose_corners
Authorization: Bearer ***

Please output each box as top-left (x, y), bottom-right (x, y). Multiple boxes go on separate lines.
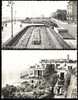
top-left (2, 0), bottom-right (77, 50)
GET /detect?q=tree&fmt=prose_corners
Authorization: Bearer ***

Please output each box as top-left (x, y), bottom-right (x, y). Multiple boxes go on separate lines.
top-left (52, 9), bottom-right (67, 21)
top-left (43, 64), bottom-right (57, 80)
top-left (43, 64), bottom-right (58, 98)
top-left (2, 84), bottom-right (17, 98)
top-left (64, 71), bottom-right (71, 97)
top-left (25, 17), bottom-right (31, 23)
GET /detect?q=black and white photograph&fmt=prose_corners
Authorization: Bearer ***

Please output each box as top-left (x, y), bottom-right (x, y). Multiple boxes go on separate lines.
top-left (2, 50), bottom-right (77, 98)
top-left (2, 0), bottom-right (77, 49)
top-left (1, 0), bottom-right (77, 99)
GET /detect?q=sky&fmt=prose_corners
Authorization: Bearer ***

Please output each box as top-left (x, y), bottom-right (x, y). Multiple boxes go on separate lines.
top-left (2, 50), bottom-right (77, 87)
top-left (2, 1), bottom-right (68, 19)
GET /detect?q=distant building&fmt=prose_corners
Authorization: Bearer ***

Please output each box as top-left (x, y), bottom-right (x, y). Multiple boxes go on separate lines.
top-left (67, 1), bottom-right (77, 23)
top-left (20, 55), bottom-right (77, 79)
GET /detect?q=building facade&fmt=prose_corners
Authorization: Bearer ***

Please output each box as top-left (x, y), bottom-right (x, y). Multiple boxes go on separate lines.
top-left (67, 1), bottom-right (77, 23)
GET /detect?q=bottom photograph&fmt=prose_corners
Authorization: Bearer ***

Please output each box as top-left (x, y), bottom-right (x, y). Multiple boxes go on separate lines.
top-left (2, 50), bottom-right (77, 98)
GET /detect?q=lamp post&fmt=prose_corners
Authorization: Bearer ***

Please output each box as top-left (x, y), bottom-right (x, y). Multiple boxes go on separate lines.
top-left (11, 1), bottom-right (13, 38)
top-left (7, 1), bottom-right (15, 38)
top-left (14, 10), bottom-right (16, 24)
